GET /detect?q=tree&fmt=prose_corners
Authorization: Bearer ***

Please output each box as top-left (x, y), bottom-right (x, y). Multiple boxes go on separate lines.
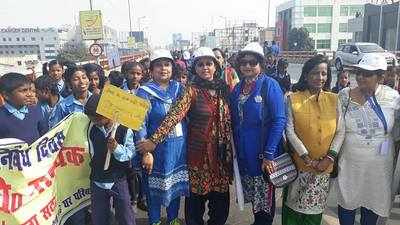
top-left (288, 27), bottom-right (315, 51)
top-left (57, 40), bottom-right (91, 62)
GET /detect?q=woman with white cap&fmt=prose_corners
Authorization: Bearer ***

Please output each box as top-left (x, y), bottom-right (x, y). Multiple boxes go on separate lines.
top-left (137, 47), bottom-right (232, 225)
top-left (230, 42), bottom-right (286, 225)
top-left (329, 54), bottom-right (400, 225)
top-left (135, 49), bottom-right (189, 225)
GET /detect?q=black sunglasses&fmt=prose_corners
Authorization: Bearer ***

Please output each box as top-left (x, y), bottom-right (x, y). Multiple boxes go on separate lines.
top-left (355, 70), bottom-right (377, 77)
top-left (238, 59), bottom-right (259, 67)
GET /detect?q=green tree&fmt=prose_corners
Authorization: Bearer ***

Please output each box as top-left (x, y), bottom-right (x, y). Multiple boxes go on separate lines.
top-left (57, 40), bottom-right (91, 62)
top-left (288, 27), bottom-right (315, 51)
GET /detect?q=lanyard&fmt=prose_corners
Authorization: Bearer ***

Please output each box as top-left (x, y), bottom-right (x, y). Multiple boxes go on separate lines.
top-left (367, 95), bottom-right (388, 135)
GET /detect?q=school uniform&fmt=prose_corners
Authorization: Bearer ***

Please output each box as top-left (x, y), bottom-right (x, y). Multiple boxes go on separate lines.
top-left (57, 79), bottom-right (71, 98)
top-left (0, 102), bottom-right (48, 144)
top-left (49, 93), bottom-right (91, 128)
top-left (135, 80), bottom-right (189, 224)
top-left (38, 95), bottom-right (63, 128)
top-left (122, 80), bottom-right (140, 95)
top-left (49, 92), bottom-right (91, 225)
top-left (88, 123), bottom-right (136, 225)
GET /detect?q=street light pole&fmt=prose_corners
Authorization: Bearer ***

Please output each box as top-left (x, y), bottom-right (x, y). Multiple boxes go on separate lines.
top-left (88, 0), bottom-right (100, 64)
top-left (128, 0), bottom-right (133, 33)
top-left (378, 2), bottom-right (383, 46)
top-left (267, 0), bottom-right (270, 28)
top-left (395, 1), bottom-right (400, 51)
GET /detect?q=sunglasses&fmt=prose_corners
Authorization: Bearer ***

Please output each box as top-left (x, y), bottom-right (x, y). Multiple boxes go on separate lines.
top-left (238, 59), bottom-right (259, 67)
top-left (355, 71), bottom-right (377, 77)
top-left (196, 61), bottom-right (214, 67)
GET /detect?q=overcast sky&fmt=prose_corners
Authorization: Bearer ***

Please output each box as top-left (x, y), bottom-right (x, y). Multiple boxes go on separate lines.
top-left (0, 0), bottom-right (284, 47)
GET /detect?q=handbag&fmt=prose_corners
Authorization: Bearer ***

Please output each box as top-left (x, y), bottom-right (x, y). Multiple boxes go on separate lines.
top-left (258, 77), bottom-right (298, 188)
top-left (267, 152), bottom-right (298, 188)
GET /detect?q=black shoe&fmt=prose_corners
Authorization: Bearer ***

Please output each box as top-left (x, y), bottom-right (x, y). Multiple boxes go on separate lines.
top-left (137, 200), bottom-right (148, 212)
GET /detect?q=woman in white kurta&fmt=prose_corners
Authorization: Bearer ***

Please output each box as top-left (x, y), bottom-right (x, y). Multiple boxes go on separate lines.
top-left (330, 55), bottom-right (400, 225)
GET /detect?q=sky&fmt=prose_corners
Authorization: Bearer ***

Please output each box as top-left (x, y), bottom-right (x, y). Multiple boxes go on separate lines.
top-left (0, 0), bottom-right (285, 47)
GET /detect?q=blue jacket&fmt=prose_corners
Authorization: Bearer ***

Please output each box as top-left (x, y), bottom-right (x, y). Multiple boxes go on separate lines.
top-left (271, 44), bottom-right (280, 56)
top-left (230, 74), bottom-right (286, 176)
top-left (49, 93), bottom-right (91, 128)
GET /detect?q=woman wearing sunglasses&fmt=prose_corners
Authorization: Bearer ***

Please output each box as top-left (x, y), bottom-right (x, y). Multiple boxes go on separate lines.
top-left (137, 47), bottom-right (232, 225)
top-left (330, 55), bottom-right (400, 225)
top-left (230, 42), bottom-right (286, 225)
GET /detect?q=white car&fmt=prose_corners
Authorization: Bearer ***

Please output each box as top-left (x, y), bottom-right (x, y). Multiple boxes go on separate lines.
top-left (335, 42), bottom-right (397, 71)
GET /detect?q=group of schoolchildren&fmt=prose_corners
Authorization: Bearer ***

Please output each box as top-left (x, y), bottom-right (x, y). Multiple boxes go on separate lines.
top-left (0, 59), bottom-right (153, 225)
top-left (0, 45), bottom-right (297, 225)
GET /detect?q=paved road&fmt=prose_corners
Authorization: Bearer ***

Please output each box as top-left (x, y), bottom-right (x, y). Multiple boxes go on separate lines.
top-left (130, 184), bottom-right (400, 225)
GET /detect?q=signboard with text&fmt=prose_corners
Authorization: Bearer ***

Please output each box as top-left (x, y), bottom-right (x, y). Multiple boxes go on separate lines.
top-left (96, 85), bottom-right (149, 130)
top-left (79, 10), bottom-right (103, 40)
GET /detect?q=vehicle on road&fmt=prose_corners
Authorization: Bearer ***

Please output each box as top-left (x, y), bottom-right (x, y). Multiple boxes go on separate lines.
top-left (334, 42), bottom-right (397, 71)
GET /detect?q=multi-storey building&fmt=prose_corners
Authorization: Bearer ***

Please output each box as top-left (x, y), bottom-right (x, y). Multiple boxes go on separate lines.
top-left (276, 0), bottom-right (371, 50)
top-left (0, 27), bottom-right (60, 60)
top-left (214, 22), bottom-right (262, 52)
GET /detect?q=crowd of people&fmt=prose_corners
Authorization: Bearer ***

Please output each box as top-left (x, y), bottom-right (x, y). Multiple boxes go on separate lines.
top-left (0, 41), bottom-right (400, 225)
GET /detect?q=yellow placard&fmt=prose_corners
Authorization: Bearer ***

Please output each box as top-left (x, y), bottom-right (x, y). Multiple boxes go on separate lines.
top-left (79, 10), bottom-right (103, 40)
top-left (96, 84), bottom-right (149, 130)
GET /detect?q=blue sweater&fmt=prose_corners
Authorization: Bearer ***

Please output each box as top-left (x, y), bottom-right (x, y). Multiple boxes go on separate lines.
top-left (230, 74), bottom-right (286, 176)
top-left (0, 105), bottom-right (48, 144)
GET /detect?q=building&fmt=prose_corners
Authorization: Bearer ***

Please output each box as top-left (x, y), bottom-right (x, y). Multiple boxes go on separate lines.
top-left (191, 32), bottom-right (202, 49)
top-left (259, 27), bottom-right (276, 44)
top-left (276, 0), bottom-right (370, 51)
top-left (214, 22), bottom-right (262, 52)
top-left (200, 33), bottom-right (217, 48)
top-left (172, 33), bottom-right (183, 49)
top-left (0, 27), bottom-right (60, 61)
top-left (118, 31), bottom-right (130, 49)
top-left (348, 14), bottom-right (364, 42)
top-left (362, 2), bottom-right (400, 50)
top-left (57, 25), bottom-right (83, 48)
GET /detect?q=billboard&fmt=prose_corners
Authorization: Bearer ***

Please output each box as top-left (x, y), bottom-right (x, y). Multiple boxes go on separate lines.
top-left (105, 45), bottom-right (120, 69)
top-left (79, 10), bottom-right (103, 40)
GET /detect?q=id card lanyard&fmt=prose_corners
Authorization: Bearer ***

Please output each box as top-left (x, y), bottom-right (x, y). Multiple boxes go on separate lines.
top-left (367, 95), bottom-right (388, 135)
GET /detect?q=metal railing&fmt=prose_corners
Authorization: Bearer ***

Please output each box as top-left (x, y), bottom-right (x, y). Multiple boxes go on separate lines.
top-left (280, 51), bottom-right (335, 64)
top-left (281, 50), bottom-right (400, 65)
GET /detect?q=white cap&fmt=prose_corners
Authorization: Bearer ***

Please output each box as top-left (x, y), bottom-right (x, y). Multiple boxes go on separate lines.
top-left (193, 47), bottom-right (217, 61)
top-left (351, 54), bottom-right (387, 71)
top-left (240, 42), bottom-right (264, 59)
top-left (150, 49), bottom-right (173, 62)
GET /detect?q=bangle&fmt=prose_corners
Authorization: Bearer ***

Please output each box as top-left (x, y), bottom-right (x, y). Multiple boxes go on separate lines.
top-left (327, 150), bottom-right (337, 159)
top-left (149, 136), bottom-right (158, 145)
top-left (326, 155), bottom-right (335, 162)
